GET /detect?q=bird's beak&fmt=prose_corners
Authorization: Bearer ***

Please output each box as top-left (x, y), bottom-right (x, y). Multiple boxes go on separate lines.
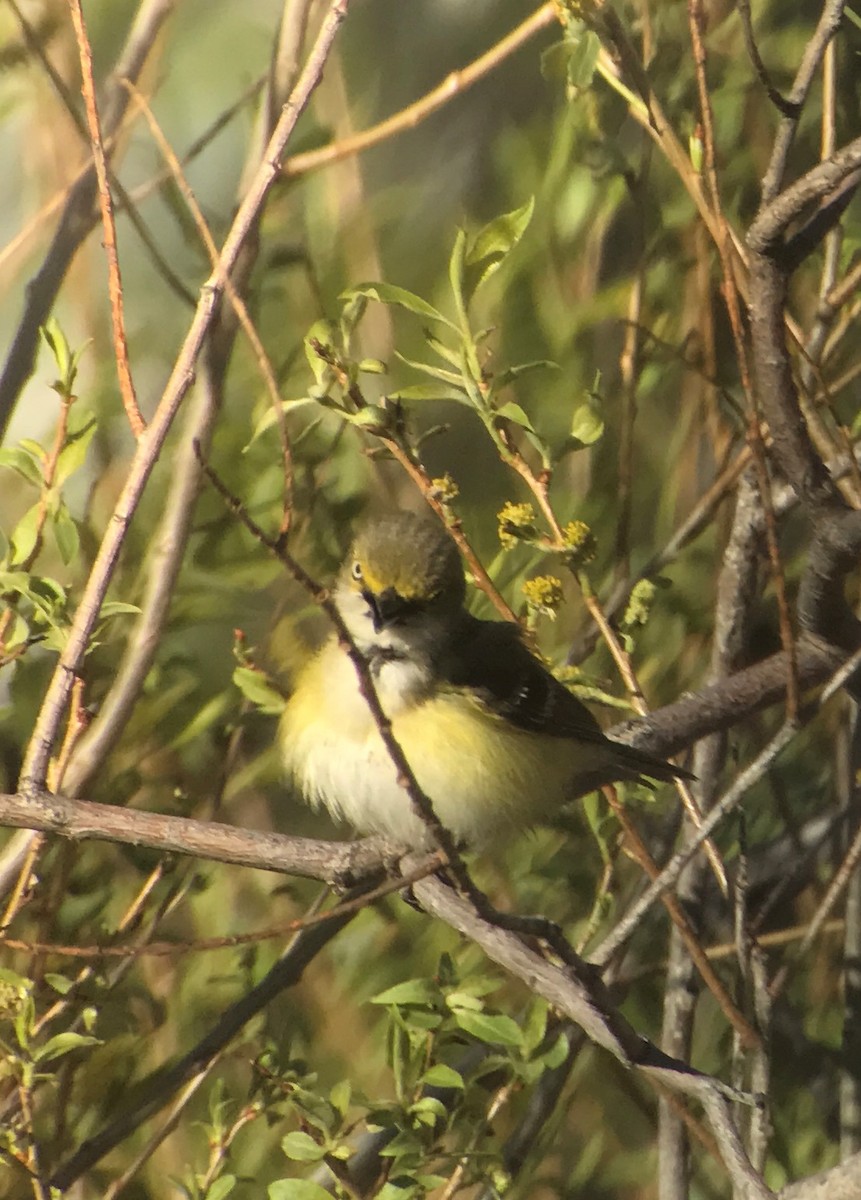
top-left (365, 587), bottom-right (407, 632)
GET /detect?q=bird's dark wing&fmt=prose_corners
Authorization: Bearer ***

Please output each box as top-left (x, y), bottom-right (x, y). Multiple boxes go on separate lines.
top-left (441, 616), bottom-right (693, 784)
top-left (441, 617), bottom-right (608, 744)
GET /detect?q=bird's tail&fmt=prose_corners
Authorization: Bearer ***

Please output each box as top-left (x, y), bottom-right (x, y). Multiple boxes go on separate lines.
top-left (609, 739), bottom-right (695, 785)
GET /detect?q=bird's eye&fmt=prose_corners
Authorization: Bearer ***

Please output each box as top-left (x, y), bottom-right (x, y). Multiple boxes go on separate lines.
top-left (351, 560), bottom-right (363, 582)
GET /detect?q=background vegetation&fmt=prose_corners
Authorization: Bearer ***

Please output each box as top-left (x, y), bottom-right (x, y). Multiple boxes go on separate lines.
top-left (1, 0), bottom-right (860, 1197)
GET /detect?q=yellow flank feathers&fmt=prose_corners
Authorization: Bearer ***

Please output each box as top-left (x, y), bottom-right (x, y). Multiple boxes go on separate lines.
top-left (281, 637), bottom-right (606, 847)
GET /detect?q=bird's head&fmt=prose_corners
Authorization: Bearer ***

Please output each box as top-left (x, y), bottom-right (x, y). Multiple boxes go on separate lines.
top-left (336, 512), bottom-right (466, 656)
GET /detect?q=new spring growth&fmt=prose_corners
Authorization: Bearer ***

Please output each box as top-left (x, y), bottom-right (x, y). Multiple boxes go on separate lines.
top-left (0, 974), bottom-right (29, 1020)
top-left (619, 580), bottom-right (665, 656)
top-left (522, 574), bottom-right (564, 622)
top-left (561, 519), bottom-right (596, 570)
top-left (497, 501), bottom-right (539, 549)
top-left (621, 578), bottom-right (658, 633)
top-left (430, 474), bottom-right (459, 503)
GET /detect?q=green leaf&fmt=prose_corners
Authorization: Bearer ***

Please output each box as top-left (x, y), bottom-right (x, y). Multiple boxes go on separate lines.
top-left (329, 1079), bottom-right (351, 1115)
top-left (522, 999), bottom-right (548, 1054)
top-left (420, 1063), bottom-right (464, 1090)
top-left (34, 1031), bottom-right (100, 1062)
top-left (41, 317), bottom-right (74, 388)
top-left (0, 968), bottom-right (31, 991)
top-left (567, 28), bottom-right (601, 92)
top-left (542, 1030), bottom-right (570, 1070)
top-left (206, 1177), bottom-right (236, 1200)
top-left (0, 447), bottom-right (43, 487)
top-left (371, 979), bottom-right (439, 1007)
top-left (19, 438), bottom-right (46, 463)
top-left (358, 358), bottom-right (387, 374)
top-left (495, 359), bottom-right (558, 388)
top-left (388, 385), bottom-right (470, 405)
top-left (465, 197), bottom-right (534, 300)
top-left (423, 328), bottom-right (463, 368)
top-left (99, 602), bottom-right (142, 619)
top-left (394, 351), bottom-right (464, 388)
top-left (345, 405), bottom-right (395, 435)
top-left (268, 1182), bottom-right (332, 1200)
top-left (44, 974), bottom-right (74, 995)
top-left (409, 1096), bottom-right (447, 1126)
top-left (495, 401), bottom-right (537, 432)
top-left (568, 395), bottom-right (604, 446)
top-left (445, 990), bottom-right (483, 1012)
top-left (448, 227), bottom-right (469, 329)
top-left (233, 666), bottom-right (286, 715)
top-left (9, 504), bottom-right (42, 565)
top-left (303, 319), bottom-right (338, 387)
top-left (54, 414), bottom-right (96, 486)
top-left (52, 501), bottom-right (79, 565)
top-left (2, 611), bottom-right (29, 651)
top-left (453, 1011), bottom-right (523, 1047)
top-left (280, 1131), bottom-right (325, 1162)
top-left (343, 283), bottom-right (454, 329)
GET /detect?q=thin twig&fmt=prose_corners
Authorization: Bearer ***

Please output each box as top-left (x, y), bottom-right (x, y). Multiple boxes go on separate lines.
top-left (68, 0), bottom-right (144, 437)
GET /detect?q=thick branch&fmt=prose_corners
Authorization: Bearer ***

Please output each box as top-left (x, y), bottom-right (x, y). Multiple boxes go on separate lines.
top-left (0, 790), bottom-right (388, 885)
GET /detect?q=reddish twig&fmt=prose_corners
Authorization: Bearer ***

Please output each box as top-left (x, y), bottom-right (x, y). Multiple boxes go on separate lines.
top-left (67, 0), bottom-right (145, 438)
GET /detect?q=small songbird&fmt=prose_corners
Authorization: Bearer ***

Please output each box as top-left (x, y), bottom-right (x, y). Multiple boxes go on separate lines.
top-left (280, 512), bottom-right (690, 847)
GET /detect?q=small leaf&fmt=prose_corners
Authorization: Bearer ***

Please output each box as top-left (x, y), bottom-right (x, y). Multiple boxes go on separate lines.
top-left (34, 1031), bottom-right (100, 1062)
top-left (303, 320), bottom-right (338, 386)
top-left (467, 197), bottom-right (534, 270)
top-left (464, 197), bottom-right (535, 299)
top-left (453, 1011), bottom-right (523, 1047)
top-left (280, 1131), bottom-right (325, 1162)
top-left (206, 1177), bottom-right (236, 1200)
top-left (345, 405), bottom-right (395, 435)
top-left (2, 611), bottom-right (30, 652)
top-left (542, 1030), bottom-right (570, 1069)
top-left (388, 385), bottom-right (470, 405)
top-left (268, 1182), bottom-right (332, 1200)
top-left (52, 502), bottom-right (79, 565)
top-left (329, 1079), bottom-right (351, 1115)
top-left (445, 990), bottom-right (483, 1012)
top-left (420, 1064), bottom-right (464, 1090)
top-left (394, 351), bottom-right (464, 388)
top-left (495, 360), bottom-right (558, 387)
top-left (423, 328), bottom-right (463, 368)
top-left (495, 401), bottom-right (536, 432)
top-left (522, 999), bottom-right (548, 1054)
top-left (358, 358), bottom-right (387, 374)
top-left (371, 979), bottom-right (439, 1007)
top-left (567, 29), bottom-right (601, 92)
top-left (98, 602), bottom-right (142, 619)
top-left (449, 227), bottom-right (468, 328)
top-left (233, 666), bottom-right (286, 715)
top-left (9, 504), bottom-right (42, 565)
top-left (54, 414), bottom-right (96, 485)
top-left (568, 396), bottom-right (604, 446)
top-left (343, 283), bottom-right (454, 329)
top-left (0, 447), bottom-right (43, 487)
top-left (19, 438), bottom-right (46, 463)
top-left (44, 974), bottom-right (74, 995)
top-left (41, 318), bottom-right (74, 387)
top-left (409, 1096), bottom-right (447, 1126)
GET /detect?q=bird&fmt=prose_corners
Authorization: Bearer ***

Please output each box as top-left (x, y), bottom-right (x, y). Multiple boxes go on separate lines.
top-left (280, 511), bottom-right (691, 847)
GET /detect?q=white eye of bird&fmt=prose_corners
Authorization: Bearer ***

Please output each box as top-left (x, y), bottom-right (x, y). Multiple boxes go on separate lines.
top-left (351, 560), bottom-right (363, 582)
